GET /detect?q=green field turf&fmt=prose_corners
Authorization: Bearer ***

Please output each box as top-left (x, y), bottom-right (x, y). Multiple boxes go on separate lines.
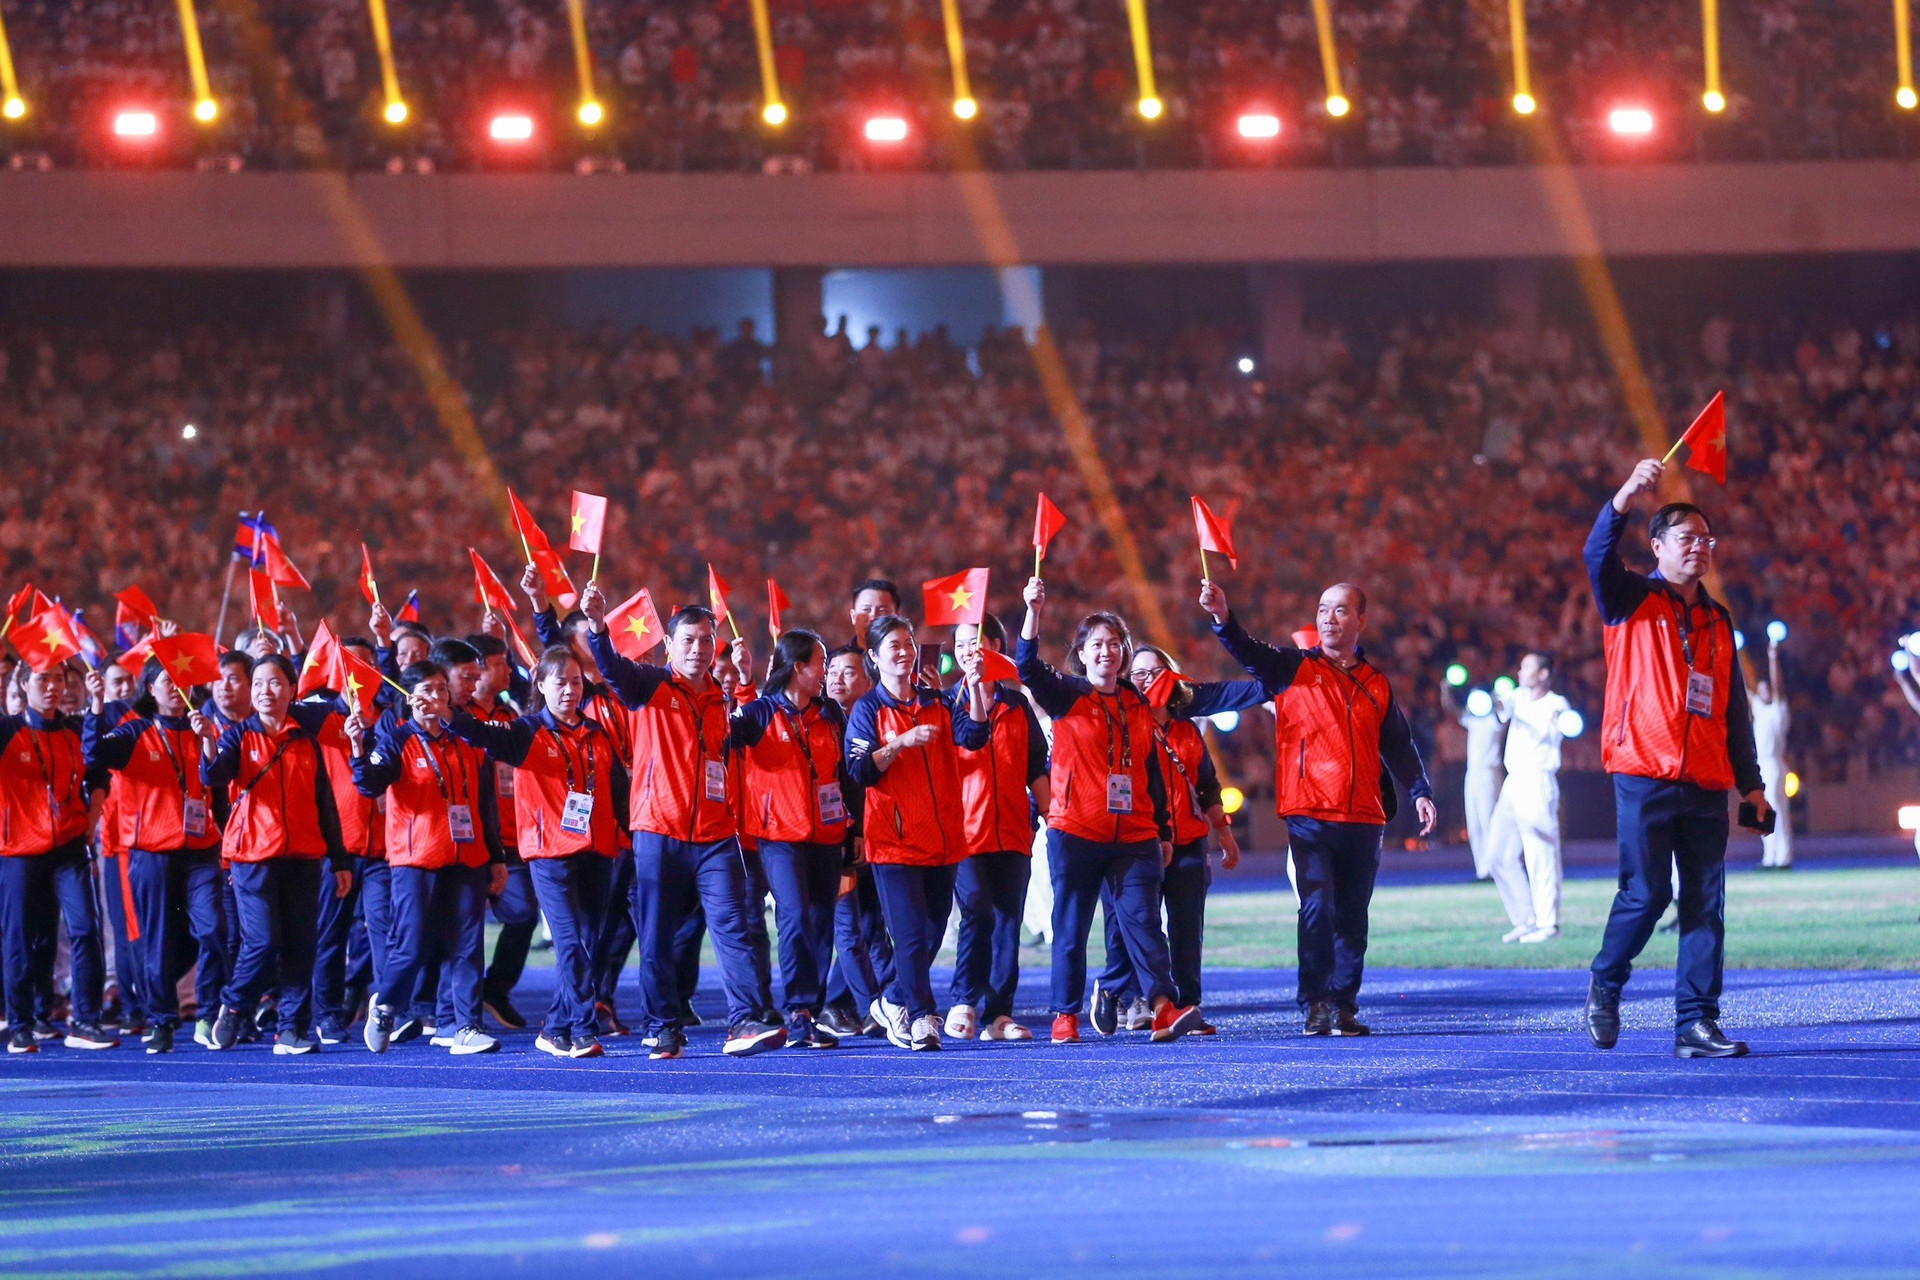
top-left (1204, 866), bottom-right (1920, 970)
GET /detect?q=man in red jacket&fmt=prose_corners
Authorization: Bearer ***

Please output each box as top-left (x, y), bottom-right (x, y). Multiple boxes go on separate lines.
top-left (1584, 458), bottom-right (1770, 1059)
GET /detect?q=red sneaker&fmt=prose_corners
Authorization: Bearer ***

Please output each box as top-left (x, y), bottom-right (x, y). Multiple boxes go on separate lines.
top-left (1149, 1002), bottom-right (1202, 1043)
top-left (1050, 1013), bottom-right (1081, 1044)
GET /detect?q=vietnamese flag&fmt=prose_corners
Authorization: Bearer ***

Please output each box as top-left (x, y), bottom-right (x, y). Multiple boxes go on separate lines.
top-left (1673, 391), bottom-right (1727, 484)
top-left (248, 568), bottom-right (284, 631)
top-left (259, 533), bottom-right (311, 592)
top-left (396, 590), bottom-right (421, 624)
top-left (767, 578), bottom-right (793, 641)
top-left (299, 620), bottom-right (342, 698)
top-left (978, 647), bottom-right (1021, 684)
top-left (358, 544), bottom-right (381, 607)
top-left (5, 583), bottom-right (37, 626)
top-left (569, 491), bottom-right (608, 555)
top-left (334, 645), bottom-right (385, 718)
top-left (150, 632), bottom-right (221, 690)
top-left (531, 545), bottom-right (580, 611)
top-left (1191, 496), bottom-right (1239, 572)
top-left (507, 489), bottom-right (550, 555)
top-left (923, 568), bottom-right (989, 627)
top-left (1033, 493), bottom-right (1068, 558)
top-left (1291, 627), bottom-right (1319, 650)
top-left (1142, 667), bottom-right (1191, 709)
top-left (502, 612), bottom-right (538, 669)
top-left (606, 588), bottom-right (665, 660)
top-left (114, 586), bottom-right (161, 630)
top-left (14, 609), bottom-right (83, 673)
top-left (707, 565), bottom-right (732, 626)
top-left (470, 549), bottom-right (517, 614)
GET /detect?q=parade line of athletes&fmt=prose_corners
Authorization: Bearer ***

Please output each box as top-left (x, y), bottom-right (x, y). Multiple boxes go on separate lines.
top-left (0, 459), bottom-right (1772, 1062)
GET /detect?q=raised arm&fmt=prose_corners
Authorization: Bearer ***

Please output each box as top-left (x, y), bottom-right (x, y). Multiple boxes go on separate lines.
top-left (83, 711), bottom-right (144, 773)
top-left (1587, 460), bottom-right (1664, 624)
top-left (580, 586), bottom-right (670, 710)
top-left (446, 708), bottom-right (537, 767)
top-left (351, 725), bottom-right (406, 797)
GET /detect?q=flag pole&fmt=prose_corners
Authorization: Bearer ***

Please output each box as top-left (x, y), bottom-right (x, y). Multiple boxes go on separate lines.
top-left (1199, 546), bottom-right (1211, 583)
top-left (213, 554), bottom-right (239, 648)
top-left (590, 550), bottom-right (600, 583)
top-left (1660, 434), bottom-right (1687, 466)
top-left (1034, 545), bottom-right (1043, 579)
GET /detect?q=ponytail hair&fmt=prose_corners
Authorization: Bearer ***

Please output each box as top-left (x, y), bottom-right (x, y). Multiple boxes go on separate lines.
top-left (764, 629), bottom-right (825, 699)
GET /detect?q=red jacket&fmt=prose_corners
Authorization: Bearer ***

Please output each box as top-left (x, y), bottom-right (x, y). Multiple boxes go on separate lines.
top-left (84, 711), bottom-right (220, 854)
top-left (352, 722), bottom-right (503, 870)
top-left (297, 700), bottom-right (385, 859)
top-left (588, 629), bottom-right (737, 843)
top-left (1585, 503), bottom-right (1762, 793)
top-left (1015, 641), bottom-right (1170, 845)
top-left (449, 708), bottom-right (621, 860)
top-left (845, 684), bottom-right (988, 865)
top-left (474, 697), bottom-right (519, 849)
top-left (0, 712), bottom-right (94, 856)
top-left (953, 686), bottom-right (1048, 856)
top-left (734, 693), bottom-right (854, 846)
top-left (1153, 717), bottom-right (1220, 846)
top-left (202, 717), bottom-right (346, 864)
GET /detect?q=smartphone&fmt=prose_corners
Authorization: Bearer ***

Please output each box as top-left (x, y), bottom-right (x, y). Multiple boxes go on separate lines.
top-left (916, 643), bottom-right (944, 678)
top-left (1737, 800), bottom-right (1777, 836)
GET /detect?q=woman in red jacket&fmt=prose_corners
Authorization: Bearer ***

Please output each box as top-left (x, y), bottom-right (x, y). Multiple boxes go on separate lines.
top-left (448, 646), bottom-right (621, 1060)
top-left (1, 657), bottom-right (116, 1053)
top-left (348, 660), bottom-right (506, 1057)
top-left (1090, 646), bottom-right (1242, 1037)
top-left (83, 657), bottom-right (229, 1054)
top-left (945, 612), bottom-right (1049, 1043)
top-left (731, 629), bottom-right (854, 1051)
top-left (844, 615), bottom-right (991, 1051)
top-left (195, 654), bottom-right (352, 1056)
top-left (1014, 577), bottom-right (1200, 1046)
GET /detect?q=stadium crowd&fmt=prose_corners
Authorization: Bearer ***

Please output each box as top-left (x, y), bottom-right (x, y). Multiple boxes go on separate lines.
top-left (3, 303), bottom-right (1917, 790)
top-left (0, 0), bottom-right (1913, 172)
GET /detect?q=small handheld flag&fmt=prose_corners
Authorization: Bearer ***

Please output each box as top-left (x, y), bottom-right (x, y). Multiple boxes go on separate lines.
top-left (248, 568), bottom-right (284, 631)
top-left (358, 544), bottom-right (381, 607)
top-left (1191, 496), bottom-right (1239, 577)
top-left (1142, 667), bottom-right (1191, 709)
top-left (1661, 391), bottom-right (1728, 484)
top-left (767, 578), bottom-right (792, 641)
top-left (396, 590), bottom-right (421, 624)
top-left (260, 533), bottom-right (312, 592)
top-left (606, 589), bottom-right (666, 660)
top-left (298, 621), bottom-right (342, 698)
top-left (470, 549), bottom-right (517, 614)
top-left (145, 632), bottom-right (220, 689)
top-left (978, 647), bottom-right (1021, 684)
top-left (507, 488), bottom-right (546, 562)
top-left (232, 513), bottom-right (276, 563)
top-left (569, 491), bottom-right (607, 556)
top-left (14, 609), bottom-right (82, 673)
top-left (1033, 492), bottom-right (1068, 576)
top-left (708, 564), bottom-right (739, 638)
top-left (114, 586), bottom-right (161, 630)
top-left (923, 568), bottom-right (990, 627)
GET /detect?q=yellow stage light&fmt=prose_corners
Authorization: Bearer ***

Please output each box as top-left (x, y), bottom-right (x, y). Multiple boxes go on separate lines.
top-left (953, 96), bottom-right (977, 120)
top-left (193, 97), bottom-right (218, 122)
top-left (1900, 86), bottom-right (1919, 110)
top-left (578, 100), bottom-right (604, 127)
top-left (762, 101), bottom-right (787, 127)
top-left (384, 99), bottom-right (408, 125)
top-left (1220, 786), bottom-right (1245, 816)
top-left (2, 97), bottom-right (23, 121)
top-left (1784, 772), bottom-right (1801, 799)
top-left (1326, 94), bottom-right (1350, 117)
top-left (1513, 92), bottom-right (1537, 115)
top-left (1703, 89), bottom-right (1726, 112)
top-left (1138, 96), bottom-right (1163, 120)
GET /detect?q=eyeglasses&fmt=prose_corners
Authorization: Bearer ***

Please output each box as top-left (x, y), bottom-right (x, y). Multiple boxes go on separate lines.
top-left (1663, 533), bottom-right (1717, 551)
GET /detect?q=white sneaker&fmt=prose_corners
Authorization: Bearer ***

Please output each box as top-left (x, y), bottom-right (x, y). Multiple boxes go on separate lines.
top-left (1124, 997), bottom-right (1153, 1031)
top-left (879, 998), bottom-right (911, 1050)
top-left (981, 1015), bottom-right (1032, 1042)
top-left (430, 1032), bottom-right (458, 1048)
top-left (1519, 926), bottom-right (1561, 943)
top-left (1501, 925), bottom-right (1531, 943)
top-left (450, 1026), bottom-right (500, 1055)
top-left (944, 1003), bottom-right (978, 1041)
top-left (909, 1015), bottom-right (942, 1051)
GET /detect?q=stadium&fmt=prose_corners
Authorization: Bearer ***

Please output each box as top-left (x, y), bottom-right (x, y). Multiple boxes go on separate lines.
top-left (1, 0), bottom-right (1919, 1275)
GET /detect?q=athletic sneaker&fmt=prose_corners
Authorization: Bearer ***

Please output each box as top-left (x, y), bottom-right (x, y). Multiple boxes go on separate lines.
top-left (981, 1015), bottom-right (1033, 1042)
top-left (30, 1019), bottom-right (59, 1042)
top-left (723, 1017), bottom-right (788, 1057)
top-left (365, 1005), bottom-right (395, 1053)
top-left (1125, 997), bottom-right (1154, 1031)
top-left (64, 1023), bottom-right (120, 1050)
top-left (390, 1017), bottom-right (423, 1045)
top-left (483, 994), bottom-right (527, 1031)
top-left (193, 1018), bottom-right (216, 1049)
top-left (1191, 1019), bottom-right (1218, 1036)
top-left (909, 1015), bottom-right (942, 1051)
top-left (430, 1030), bottom-right (459, 1048)
top-left (1050, 1013), bottom-right (1081, 1044)
top-left (569, 1034), bottom-right (605, 1059)
top-left (211, 1005), bottom-right (244, 1050)
top-left (944, 1003), bottom-right (978, 1041)
top-left (1303, 1002), bottom-right (1335, 1036)
top-left (595, 1002), bottom-right (630, 1037)
top-left (817, 1004), bottom-right (864, 1040)
top-left (450, 1027), bottom-right (500, 1056)
top-left (253, 1000), bottom-right (279, 1036)
top-left (1089, 983), bottom-right (1120, 1037)
top-left (146, 1024), bottom-right (176, 1054)
top-left (419, 1022), bottom-right (439, 1039)
top-left (316, 1017), bottom-right (349, 1046)
top-left (877, 999), bottom-right (911, 1050)
top-left (679, 1006), bottom-right (704, 1029)
top-left (787, 1012), bottom-right (839, 1050)
top-left (1149, 1002), bottom-right (1202, 1043)
top-left (273, 1030), bottom-right (320, 1055)
top-left (1519, 926), bottom-right (1561, 944)
top-left (8, 1029), bottom-right (36, 1054)
top-left (1501, 924), bottom-right (1531, 943)
top-left (649, 1029), bottom-right (686, 1060)
top-left (535, 1032), bottom-right (573, 1058)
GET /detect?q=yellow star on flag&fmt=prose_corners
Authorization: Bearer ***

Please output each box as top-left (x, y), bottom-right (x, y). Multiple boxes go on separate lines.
top-left (42, 622), bottom-right (76, 655)
top-left (167, 651), bottom-right (200, 679)
top-left (948, 586), bottom-right (974, 612)
top-left (344, 672), bottom-right (364, 700)
top-left (625, 615), bottom-right (652, 640)
top-left (571, 511), bottom-right (586, 535)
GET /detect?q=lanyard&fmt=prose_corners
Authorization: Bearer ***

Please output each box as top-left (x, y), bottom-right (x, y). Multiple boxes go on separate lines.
top-left (1665, 587), bottom-right (1715, 670)
top-left (25, 721), bottom-right (80, 816)
top-left (551, 717), bottom-right (598, 796)
top-left (152, 720), bottom-right (196, 799)
top-left (1151, 721), bottom-right (1196, 797)
top-left (776, 698), bottom-right (825, 785)
top-left (414, 728), bottom-right (470, 806)
top-left (1093, 691), bottom-right (1133, 772)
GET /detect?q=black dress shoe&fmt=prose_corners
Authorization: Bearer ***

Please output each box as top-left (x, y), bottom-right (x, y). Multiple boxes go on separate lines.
top-left (1333, 1006), bottom-right (1370, 1037)
top-left (1675, 1019), bottom-right (1748, 1059)
top-left (1303, 1001), bottom-right (1334, 1036)
top-left (1585, 980), bottom-right (1620, 1050)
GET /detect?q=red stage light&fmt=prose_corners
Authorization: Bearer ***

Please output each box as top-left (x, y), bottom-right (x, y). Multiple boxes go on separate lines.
top-left (863, 115), bottom-right (909, 143)
top-left (1607, 106), bottom-right (1655, 136)
top-left (489, 113), bottom-right (535, 142)
top-left (112, 110), bottom-right (159, 139)
top-left (1236, 111), bottom-right (1282, 139)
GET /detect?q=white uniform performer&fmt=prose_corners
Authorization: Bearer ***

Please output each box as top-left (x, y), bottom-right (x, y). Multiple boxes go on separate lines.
top-left (1487, 653), bottom-right (1566, 943)
top-left (1751, 636), bottom-right (1793, 869)
top-left (1451, 685), bottom-right (1506, 879)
